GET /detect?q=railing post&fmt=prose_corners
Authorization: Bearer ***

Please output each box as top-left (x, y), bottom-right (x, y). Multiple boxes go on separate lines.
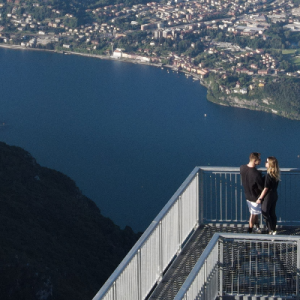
top-left (137, 249), bottom-right (141, 300)
top-left (204, 259), bottom-right (207, 300)
top-left (239, 175), bottom-right (243, 223)
top-left (297, 240), bottom-right (300, 299)
top-left (178, 195), bottom-right (182, 253)
top-left (219, 175), bottom-right (222, 222)
top-left (196, 172), bottom-right (199, 227)
top-left (158, 221), bottom-right (163, 282)
top-left (234, 173), bottom-right (238, 222)
top-left (199, 169), bottom-right (204, 225)
top-left (219, 238), bottom-right (223, 298)
top-left (113, 281), bottom-right (116, 300)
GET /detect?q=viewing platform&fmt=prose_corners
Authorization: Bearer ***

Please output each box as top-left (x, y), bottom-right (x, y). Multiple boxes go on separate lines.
top-left (93, 167), bottom-right (300, 300)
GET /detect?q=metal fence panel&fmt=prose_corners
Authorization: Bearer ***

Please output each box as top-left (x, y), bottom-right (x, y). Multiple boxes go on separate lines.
top-left (116, 256), bottom-right (139, 300)
top-left (181, 175), bottom-right (199, 245)
top-left (200, 170), bottom-right (246, 223)
top-left (175, 234), bottom-right (300, 300)
top-left (93, 168), bottom-right (199, 300)
top-left (276, 172), bottom-right (300, 224)
top-left (174, 235), bottom-right (220, 300)
top-left (161, 201), bottom-right (180, 270)
top-left (222, 239), bottom-right (298, 297)
top-left (140, 226), bottom-right (160, 299)
top-left (100, 287), bottom-right (114, 300)
top-left (199, 167), bottom-right (300, 225)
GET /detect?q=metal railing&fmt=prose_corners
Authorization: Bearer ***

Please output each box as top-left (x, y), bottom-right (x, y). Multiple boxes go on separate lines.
top-left (93, 167), bottom-right (300, 300)
top-left (93, 168), bottom-right (200, 300)
top-left (199, 167), bottom-right (300, 225)
top-left (174, 233), bottom-right (300, 300)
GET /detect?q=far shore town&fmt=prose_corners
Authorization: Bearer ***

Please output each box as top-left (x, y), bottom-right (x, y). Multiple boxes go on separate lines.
top-left (1, 0), bottom-right (300, 119)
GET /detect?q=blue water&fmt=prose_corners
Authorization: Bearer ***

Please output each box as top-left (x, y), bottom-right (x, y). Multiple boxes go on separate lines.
top-left (1, 48), bottom-right (300, 231)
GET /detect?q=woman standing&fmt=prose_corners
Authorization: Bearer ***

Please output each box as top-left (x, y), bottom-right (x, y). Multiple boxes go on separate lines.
top-left (256, 157), bottom-right (280, 235)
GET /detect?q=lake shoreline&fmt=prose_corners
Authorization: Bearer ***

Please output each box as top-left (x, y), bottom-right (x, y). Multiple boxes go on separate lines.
top-left (1, 43), bottom-right (297, 121)
top-left (0, 43), bottom-right (205, 81)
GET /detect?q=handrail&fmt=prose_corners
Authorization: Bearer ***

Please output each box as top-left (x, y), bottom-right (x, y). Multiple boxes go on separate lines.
top-left (198, 167), bottom-right (300, 172)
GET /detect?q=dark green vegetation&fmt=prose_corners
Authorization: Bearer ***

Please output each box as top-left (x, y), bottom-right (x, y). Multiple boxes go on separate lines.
top-left (0, 141), bottom-right (140, 300)
top-left (264, 78), bottom-right (300, 117)
top-left (206, 74), bottom-right (300, 120)
top-left (0, 0), bottom-right (152, 26)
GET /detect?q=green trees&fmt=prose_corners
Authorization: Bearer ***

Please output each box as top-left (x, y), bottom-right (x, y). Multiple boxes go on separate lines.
top-left (279, 60), bottom-right (292, 71)
top-left (264, 78), bottom-right (300, 115)
top-left (30, 6), bottom-right (52, 21)
top-left (64, 17), bottom-right (78, 29)
top-left (178, 40), bottom-right (189, 52)
top-left (184, 42), bottom-right (203, 58)
top-left (220, 74), bottom-right (239, 87)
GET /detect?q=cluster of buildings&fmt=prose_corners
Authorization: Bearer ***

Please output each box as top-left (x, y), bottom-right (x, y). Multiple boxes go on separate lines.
top-left (1, 0), bottom-right (300, 97)
top-left (138, 0), bottom-right (270, 32)
top-left (3, 12), bottom-right (39, 31)
top-left (169, 52), bottom-right (209, 77)
top-left (0, 0), bottom-right (300, 48)
top-left (207, 47), bottom-right (280, 71)
top-left (0, 3), bottom-right (72, 32)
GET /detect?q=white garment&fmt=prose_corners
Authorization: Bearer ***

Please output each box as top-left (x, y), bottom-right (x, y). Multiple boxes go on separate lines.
top-left (246, 200), bottom-right (261, 215)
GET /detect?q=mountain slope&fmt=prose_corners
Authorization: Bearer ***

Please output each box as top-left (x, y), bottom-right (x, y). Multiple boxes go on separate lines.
top-left (0, 141), bottom-right (140, 300)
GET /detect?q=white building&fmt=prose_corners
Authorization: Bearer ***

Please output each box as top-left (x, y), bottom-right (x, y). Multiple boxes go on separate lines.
top-left (112, 48), bottom-right (123, 58)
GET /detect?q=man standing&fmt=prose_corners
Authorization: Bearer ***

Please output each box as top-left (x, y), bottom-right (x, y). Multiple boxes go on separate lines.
top-left (240, 152), bottom-right (264, 233)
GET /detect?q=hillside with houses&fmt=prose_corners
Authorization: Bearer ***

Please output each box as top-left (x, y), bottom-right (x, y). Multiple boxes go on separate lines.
top-left (1, 0), bottom-right (300, 118)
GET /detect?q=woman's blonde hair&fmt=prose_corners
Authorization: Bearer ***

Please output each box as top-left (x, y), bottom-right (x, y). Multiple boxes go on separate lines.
top-left (267, 156), bottom-right (280, 181)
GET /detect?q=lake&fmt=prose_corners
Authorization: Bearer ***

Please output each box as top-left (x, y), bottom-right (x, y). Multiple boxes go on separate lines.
top-left (1, 47), bottom-right (300, 231)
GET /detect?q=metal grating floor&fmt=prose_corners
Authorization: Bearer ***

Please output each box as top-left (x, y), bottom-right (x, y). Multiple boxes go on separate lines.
top-left (148, 224), bottom-right (300, 300)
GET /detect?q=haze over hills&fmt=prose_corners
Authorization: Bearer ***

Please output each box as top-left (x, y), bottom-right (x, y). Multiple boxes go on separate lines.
top-left (0, 141), bottom-right (140, 300)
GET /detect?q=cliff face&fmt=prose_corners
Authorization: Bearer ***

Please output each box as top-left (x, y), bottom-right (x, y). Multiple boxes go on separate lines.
top-left (0, 142), bottom-right (140, 300)
top-left (207, 93), bottom-right (300, 120)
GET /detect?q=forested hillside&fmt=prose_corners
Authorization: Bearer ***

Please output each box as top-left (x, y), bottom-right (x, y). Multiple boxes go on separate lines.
top-left (264, 78), bottom-right (300, 117)
top-left (0, 141), bottom-right (140, 300)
